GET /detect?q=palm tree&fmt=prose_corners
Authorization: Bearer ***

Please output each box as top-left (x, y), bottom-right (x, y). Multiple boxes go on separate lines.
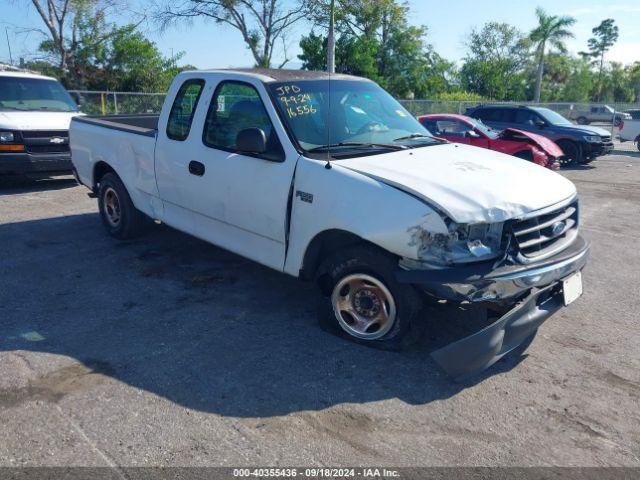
top-left (529, 7), bottom-right (576, 102)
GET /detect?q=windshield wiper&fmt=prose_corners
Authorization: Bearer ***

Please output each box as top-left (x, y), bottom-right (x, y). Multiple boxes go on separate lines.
top-left (392, 133), bottom-right (440, 142)
top-left (0, 106), bottom-right (29, 111)
top-left (308, 141), bottom-right (407, 153)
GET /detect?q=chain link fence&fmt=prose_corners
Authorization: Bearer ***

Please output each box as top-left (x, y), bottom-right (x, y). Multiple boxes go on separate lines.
top-left (68, 90), bottom-right (639, 143)
top-left (68, 90), bottom-right (166, 115)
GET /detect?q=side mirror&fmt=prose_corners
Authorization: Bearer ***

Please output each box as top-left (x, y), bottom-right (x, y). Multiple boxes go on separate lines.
top-left (465, 130), bottom-right (481, 139)
top-left (236, 128), bottom-right (266, 154)
top-left (534, 120), bottom-right (546, 129)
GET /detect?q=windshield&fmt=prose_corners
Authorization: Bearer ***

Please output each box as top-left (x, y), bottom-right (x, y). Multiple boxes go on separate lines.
top-left (267, 79), bottom-right (438, 155)
top-left (532, 107), bottom-right (572, 126)
top-left (466, 117), bottom-right (500, 139)
top-left (0, 76), bottom-right (78, 112)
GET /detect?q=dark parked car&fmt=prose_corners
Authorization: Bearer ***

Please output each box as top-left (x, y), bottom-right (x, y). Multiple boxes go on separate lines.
top-left (465, 105), bottom-right (613, 166)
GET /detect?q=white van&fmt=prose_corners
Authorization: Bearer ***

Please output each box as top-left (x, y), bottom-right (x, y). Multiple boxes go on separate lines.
top-left (0, 68), bottom-right (80, 175)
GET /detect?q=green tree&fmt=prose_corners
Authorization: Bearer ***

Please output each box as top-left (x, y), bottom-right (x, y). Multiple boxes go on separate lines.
top-left (580, 19), bottom-right (619, 99)
top-left (460, 22), bottom-right (530, 100)
top-left (528, 7), bottom-right (576, 102)
top-left (27, 0), bottom-right (139, 81)
top-left (36, 7), bottom-right (184, 92)
top-left (298, 0), bottom-right (454, 98)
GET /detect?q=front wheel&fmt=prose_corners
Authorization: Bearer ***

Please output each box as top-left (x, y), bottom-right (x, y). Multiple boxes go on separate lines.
top-left (316, 245), bottom-right (424, 350)
top-left (557, 141), bottom-right (581, 167)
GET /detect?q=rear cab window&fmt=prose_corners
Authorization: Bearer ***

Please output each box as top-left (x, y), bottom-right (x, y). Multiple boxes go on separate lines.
top-left (166, 79), bottom-right (205, 141)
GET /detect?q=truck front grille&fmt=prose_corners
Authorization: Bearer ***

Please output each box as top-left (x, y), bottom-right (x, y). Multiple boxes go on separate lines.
top-left (511, 200), bottom-right (579, 262)
top-left (20, 130), bottom-right (69, 155)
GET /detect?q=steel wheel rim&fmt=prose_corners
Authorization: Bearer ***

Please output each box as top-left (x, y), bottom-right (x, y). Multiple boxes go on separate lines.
top-left (331, 274), bottom-right (397, 340)
top-left (103, 187), bottom-right (121, 227)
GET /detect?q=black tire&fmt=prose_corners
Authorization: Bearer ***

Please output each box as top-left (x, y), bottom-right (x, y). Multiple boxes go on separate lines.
top-left (556, 140), bottom-right (581, 167)
top-left (614, 117), bottom-right (622, 127)
top-left (97, 172), bottom-right (146, 239)
top-left (315, 244), bottom-right (424, 351)
top-left (636, 136), bottom-right (640, 152)
top-left (576, 116), bottom-right (589, 125)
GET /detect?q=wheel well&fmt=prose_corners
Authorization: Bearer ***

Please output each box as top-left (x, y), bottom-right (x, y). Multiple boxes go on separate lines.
top-left (93, 161), bottom-right (116, 190)
top-left (300, 230), bottom-right (381, 284)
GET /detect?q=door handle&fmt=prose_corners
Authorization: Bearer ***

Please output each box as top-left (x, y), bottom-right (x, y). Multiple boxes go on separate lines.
top-left (188, 160), bottom-right (205, 176)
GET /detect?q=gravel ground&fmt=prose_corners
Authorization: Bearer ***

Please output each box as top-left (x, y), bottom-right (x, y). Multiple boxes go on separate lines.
top-left (0, 147), bottom-right (639, 468)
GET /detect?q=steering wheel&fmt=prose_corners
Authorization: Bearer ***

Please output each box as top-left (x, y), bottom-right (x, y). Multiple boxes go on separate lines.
top-left (355, 121), bottom-right (385, 135)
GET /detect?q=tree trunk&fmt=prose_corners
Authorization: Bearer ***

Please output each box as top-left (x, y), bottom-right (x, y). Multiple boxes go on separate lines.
top-left (597, 52), bottom-right (605, 101)
top-left (534, 44), bottom-right (545, 103)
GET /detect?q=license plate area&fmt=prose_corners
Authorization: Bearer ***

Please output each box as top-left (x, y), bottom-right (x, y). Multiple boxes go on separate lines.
top-left (563, 271), bottom-right (583, 306)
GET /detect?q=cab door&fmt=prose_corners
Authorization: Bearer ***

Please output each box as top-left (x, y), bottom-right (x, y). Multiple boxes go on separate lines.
top-left (183, 78), bottom-right (298, 271)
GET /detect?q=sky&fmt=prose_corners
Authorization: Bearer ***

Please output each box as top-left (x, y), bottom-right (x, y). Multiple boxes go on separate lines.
top-left (1, 0), bottom-right (639, 71)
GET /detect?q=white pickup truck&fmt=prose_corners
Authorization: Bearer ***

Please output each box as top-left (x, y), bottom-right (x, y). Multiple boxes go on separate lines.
top-left (0, 69), bottom-right (80, 175)
top-left (70, 69), bottom-right (590, 378)
top-left (619, 119), bottom-right (640, 151)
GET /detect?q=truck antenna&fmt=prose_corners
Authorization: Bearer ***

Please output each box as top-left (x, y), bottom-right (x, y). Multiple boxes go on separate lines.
top-left (325, 72), bottom-right (332, 170)
top-left (325, 0), bottom-right (335, 170)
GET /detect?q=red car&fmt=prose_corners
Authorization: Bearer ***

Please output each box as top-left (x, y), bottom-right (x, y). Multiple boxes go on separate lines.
top-left (418, 114), bottom-right (563, 170)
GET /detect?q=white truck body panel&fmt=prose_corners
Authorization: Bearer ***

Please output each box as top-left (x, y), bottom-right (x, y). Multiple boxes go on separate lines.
top-left (337, 143), bottom-right (577, 224)
top-left (620, 120), bottom-right (640, 142)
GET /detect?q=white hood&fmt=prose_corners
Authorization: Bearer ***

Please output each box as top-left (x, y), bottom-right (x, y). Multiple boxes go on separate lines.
top-left (337, 143), bottom-right (577, 224)
top-left (0, 111), bottom-right (81, 131)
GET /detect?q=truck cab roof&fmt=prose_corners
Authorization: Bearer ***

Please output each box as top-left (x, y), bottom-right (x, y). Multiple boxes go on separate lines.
top-left (183, 68), bottom-right (369, 84)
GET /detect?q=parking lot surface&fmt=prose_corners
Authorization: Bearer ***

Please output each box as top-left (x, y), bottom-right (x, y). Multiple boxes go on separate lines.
top-left (1, 146), bottom-right (639, 467)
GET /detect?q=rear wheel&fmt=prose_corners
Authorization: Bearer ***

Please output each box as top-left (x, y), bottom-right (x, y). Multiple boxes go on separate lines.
top-left (316, 245), bottom-right (424, 350)
top-left (97, 172), bottom-right (146, 239)
top-left (576, 116), bottom-right (589, 125)
top-left (556, 140), bottom-right (581, 167)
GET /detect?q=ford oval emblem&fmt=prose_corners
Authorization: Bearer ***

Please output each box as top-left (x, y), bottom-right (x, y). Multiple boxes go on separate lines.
top-left (551, 221), bottom-right (566, 235)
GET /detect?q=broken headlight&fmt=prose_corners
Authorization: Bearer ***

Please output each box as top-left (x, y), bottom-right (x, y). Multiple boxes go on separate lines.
top-left (416, 222), bottom-right (505, 266)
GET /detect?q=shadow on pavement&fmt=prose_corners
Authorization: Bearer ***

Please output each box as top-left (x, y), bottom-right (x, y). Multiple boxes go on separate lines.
top-left (0, 212), bottom-right (532, 417)
top-left (0, 175), bottom-right (77, 196)
top-left (608, 149), bottom-right (640, 159)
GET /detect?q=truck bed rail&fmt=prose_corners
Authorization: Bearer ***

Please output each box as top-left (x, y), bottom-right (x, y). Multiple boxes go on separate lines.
top-left (72, 114), bottom-right (159, 137)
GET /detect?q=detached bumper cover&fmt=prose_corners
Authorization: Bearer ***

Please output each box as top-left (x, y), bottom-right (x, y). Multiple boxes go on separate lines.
top-left (397, 236), bottom-right (590, 379)
top-left (0, 152), bottom-right (72, 174)
top-left (431, 283), bottom-right (563, 379)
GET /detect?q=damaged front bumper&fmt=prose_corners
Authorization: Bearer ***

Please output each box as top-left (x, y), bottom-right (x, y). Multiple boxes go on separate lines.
top-left (396, 235), bottom-right (590, 379)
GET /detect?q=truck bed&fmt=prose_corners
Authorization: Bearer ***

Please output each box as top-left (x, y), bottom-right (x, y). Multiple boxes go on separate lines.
top-left (71, 113), bottom-right (160, 203)
top-left (72, 114), bottom-right (159, 137)
top-left (620, 119), bottom-right (640, 142)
